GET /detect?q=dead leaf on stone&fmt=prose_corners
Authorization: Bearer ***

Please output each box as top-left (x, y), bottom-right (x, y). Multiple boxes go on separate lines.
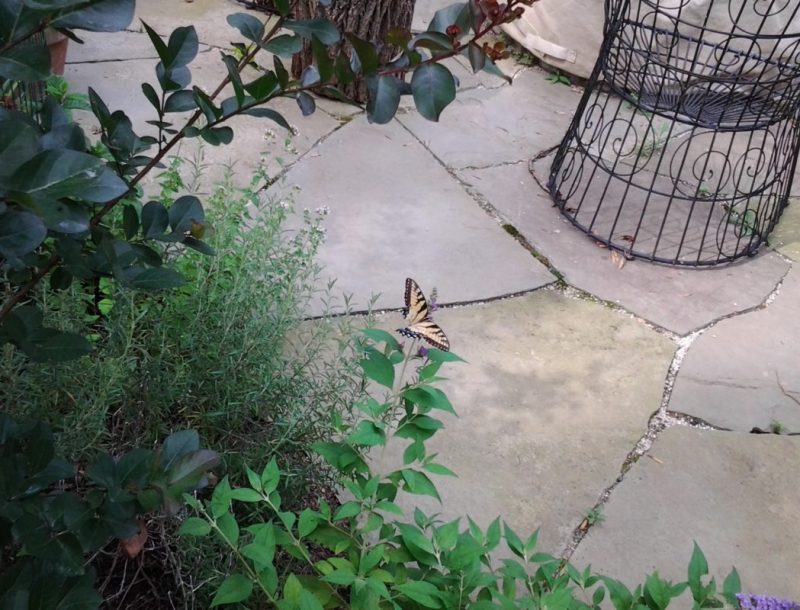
top-left (610, 250), bottom-right (626, 269)
top-left (120, 520), bottom-right (148, 559)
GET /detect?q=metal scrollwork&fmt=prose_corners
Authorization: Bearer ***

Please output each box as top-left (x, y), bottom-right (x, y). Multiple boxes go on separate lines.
top-left (548, 0), bottom-right (800, 266)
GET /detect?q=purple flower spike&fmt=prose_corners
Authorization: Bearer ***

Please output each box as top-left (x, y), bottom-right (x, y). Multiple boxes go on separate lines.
top-left (418, 346), bottom-right (429, 359)
top-left (737, 593), bottom-right (800, 610)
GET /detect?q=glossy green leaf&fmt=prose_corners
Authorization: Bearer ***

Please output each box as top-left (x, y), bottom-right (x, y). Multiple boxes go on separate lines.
top-left (122, 204), bottom-right (139, 239)
top-left (168, 195), bottom-right (203, 233)
top-left (166, 26), bottom-right (199, 68)
top-left (262, 34), bottom-right (303, 56)
top-left (0, 43), bottom-right (50, 81)
top-left (41, 200), bottom-right (91, 234)
top-left (366, 75), bottom-right (401, 125)
top-left (428, 2), bottom-right (471, 34)
top-left (8, 149), bottom-right (128, 203)
top-left (162, 429), bottom-right (200, 469)
top-left (127, 266), bottom-right (186, 290)
top-left (285, 18), bottom-right (340, 45)
top-left (0, 208), bottom-right (47, 259)
top-left (244, 72), bottom-right (281, 100)
top-left (296, 91), bottom-right (316, 117)
top-left (0, 118), bottom-right (39, 180)
top-left (346, 33), bottom-right (379, 75)
top-left (242, 107), bottom-right (292, 131)
top-left (227, 13), bottom-right (264, 43)
top-left (141, 201), bottom-right (168, 238)
top-left (164, 89), bottom-right (196, 112)
top-left (467, 42), bottom-right (486, 72)
top-left (167, 449), bottom-right (219, 489)
top-left (411, 63), bottom-right (456, 122)
top-left (200, 126), bottom-right (234, 146)
top-left (52, 0), bottom-right (136, 32)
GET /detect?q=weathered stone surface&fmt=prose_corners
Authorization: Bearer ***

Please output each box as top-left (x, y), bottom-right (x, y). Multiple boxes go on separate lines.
top-left (66, 30), bottom-right (161, 63)
top-left (398, 68), bottom-right (581, 169)
top-left (283, 116), bottom-right (555, 314)
top-left (135, 0), bottom-right (270, 50)
top-left (571, 427), bottom-right (800, 599)
top-left (771, 200), bottom-right (800, 262)
top-left (457, 162), bottom-right (791, 335)
top-left (64, 46), bottom-right (341, 188)
top-left (373, 290), bottom-right (675, 554)
top-left (670, 266), bottom-right (800, 432)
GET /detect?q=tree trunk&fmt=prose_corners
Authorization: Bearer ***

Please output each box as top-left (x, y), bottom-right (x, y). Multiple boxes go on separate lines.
top-left (291, 0), bottom-right (416, 102)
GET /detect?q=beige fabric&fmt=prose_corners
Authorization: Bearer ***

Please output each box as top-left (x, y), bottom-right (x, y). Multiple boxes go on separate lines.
top-left (502, 0), bottom-right (800, 81)
top-left (501, 0), bottom-right (604, 79)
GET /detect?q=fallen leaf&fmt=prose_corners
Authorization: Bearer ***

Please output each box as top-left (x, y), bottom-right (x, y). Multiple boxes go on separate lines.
top-left (120, 520), bottom-right (148, 559)
top-left (610, 250), bottom-right (626, 269)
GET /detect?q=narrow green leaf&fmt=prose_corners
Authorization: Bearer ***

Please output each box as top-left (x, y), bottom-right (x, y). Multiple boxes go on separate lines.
top-left (210, 574), bottom-right (253, 606)
top-left (178, 517), bottom-right (211, 536)
top-left (396, 581), bottom-right (442, 609)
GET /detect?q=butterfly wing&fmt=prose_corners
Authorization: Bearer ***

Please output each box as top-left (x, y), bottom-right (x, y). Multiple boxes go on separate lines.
top-left (399, 278), bottom-right (450, 351)
top-left (399, 319), bottom-right (450, 351)
top-left (403, 277), bottom-right (429, 324)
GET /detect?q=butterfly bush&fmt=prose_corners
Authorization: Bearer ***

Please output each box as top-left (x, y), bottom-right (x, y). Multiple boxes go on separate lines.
top-left (738, 594), bottom-right (800, 610)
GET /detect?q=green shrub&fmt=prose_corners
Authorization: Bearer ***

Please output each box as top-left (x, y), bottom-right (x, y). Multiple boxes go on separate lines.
top-left (180, 330), bottom-right (745, 610)
top-left (0, 416), bottom-right (219, 609)
top-left (0, 161), bottom-right (363, 492)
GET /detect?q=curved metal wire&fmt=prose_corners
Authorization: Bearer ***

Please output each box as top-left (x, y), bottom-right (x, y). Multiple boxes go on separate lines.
top-left (549, 0), bottom-right (800, 266)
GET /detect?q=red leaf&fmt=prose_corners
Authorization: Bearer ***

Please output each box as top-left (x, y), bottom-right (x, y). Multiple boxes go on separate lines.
top-left (120, 520), bottom-right (148, 559)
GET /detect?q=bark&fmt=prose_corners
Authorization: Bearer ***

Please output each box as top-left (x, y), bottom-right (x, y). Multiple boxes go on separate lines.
top-left (291, 0), bottom-right (416, 102)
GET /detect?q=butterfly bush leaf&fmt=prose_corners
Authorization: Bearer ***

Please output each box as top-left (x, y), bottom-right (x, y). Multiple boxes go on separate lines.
top-left (362, 328), bottom-right (401, 351)
top-left (359, 347), bottom-right (394, 389)
top-left (427, 348), bottom-right (464, 363)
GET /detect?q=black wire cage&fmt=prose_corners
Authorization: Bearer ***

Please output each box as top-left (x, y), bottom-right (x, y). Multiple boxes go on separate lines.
top-left (548, 0), bottom-right (800, 266)
top-left (0, 31), bottom-right (47, 123)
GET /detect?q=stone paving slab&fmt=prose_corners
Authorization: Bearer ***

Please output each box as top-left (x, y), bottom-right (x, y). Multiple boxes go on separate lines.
top-left (372, 290), bottom-right (675, 555)
top-left (398, 69), bottom-right (580, 169)
top-left (771, 201), bottom-right (800, 262)
top-left (66, 30), bottom-right (162, 63)
top-left (64, 42), bottom-right (342, 187)
top-left (670, 266), bottom-right (800, 432)
top-left (282, 116), bottom-right (555, 314)
top-left (571, 427), bottom-right (800, 599)
top-left (136, 0), bottom-right (268, 50)
top-left (458, 162), bottom-right (791, 335)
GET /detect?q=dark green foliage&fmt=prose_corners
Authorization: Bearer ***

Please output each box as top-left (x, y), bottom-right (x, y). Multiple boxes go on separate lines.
top-left (0, 414), bottom-right (218, 609)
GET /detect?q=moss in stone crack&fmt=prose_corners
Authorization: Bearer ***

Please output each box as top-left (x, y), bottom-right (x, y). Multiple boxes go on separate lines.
top-left (502, 223), bottom-right (521, 238)
top-left (501, 223), bottom-right (569, 288)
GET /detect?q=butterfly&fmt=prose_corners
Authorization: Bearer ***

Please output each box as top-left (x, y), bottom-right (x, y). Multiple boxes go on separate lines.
top-left (397, 278), bottom-right (450, 352)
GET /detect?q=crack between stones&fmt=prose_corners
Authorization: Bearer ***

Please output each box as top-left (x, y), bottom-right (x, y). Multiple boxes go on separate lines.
top-left (560, 263), bottom-right (790, 561)
top-left (300, 284), bottom-right (558, 322)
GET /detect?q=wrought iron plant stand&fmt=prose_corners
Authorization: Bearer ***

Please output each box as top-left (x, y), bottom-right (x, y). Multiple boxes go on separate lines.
top-left (548, 0), bottom-right (800, 265)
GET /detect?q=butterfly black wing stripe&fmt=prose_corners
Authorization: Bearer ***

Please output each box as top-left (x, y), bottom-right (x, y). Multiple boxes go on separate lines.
top-left (404, 278), bottom-right (429, 324)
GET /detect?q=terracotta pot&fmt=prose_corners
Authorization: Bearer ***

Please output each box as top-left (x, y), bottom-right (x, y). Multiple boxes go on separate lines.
top-left (45, 29), bottom-right (69, 75)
